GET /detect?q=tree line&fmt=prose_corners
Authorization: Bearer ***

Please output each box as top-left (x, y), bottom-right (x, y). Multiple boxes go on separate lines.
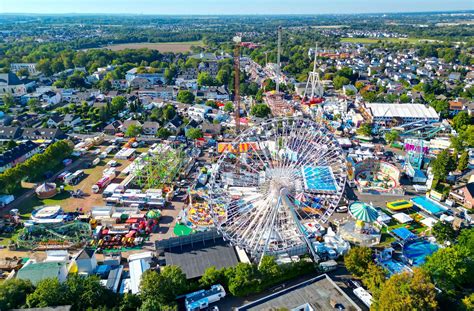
top-left (0, 140), bottom-right (73, 194)
top-left (0, 256), bottom-right (315, 311)
top-left (344, 227), bottom-right (474, 310)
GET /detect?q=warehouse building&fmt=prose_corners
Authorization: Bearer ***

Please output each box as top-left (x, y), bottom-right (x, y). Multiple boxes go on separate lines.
top-left (361, 103), bottom-right (439, 124)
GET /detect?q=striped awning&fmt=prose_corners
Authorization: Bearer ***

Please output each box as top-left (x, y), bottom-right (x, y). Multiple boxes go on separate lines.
top-left (349, 202), bottom-right (378, 223)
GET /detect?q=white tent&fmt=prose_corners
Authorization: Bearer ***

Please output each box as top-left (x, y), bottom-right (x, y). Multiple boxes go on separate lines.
top-left (420, 217), bottom-right (437, 228)
top-left (377, 211), bottom-right (392, 224)
top-left (393, 212), bottom-right (413, 224)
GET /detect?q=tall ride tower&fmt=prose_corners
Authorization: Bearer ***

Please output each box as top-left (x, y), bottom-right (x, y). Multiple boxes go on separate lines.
top-left (302, 44), bottom-right (324, 105)
top-left (233, 35), bottom-right (241, 133)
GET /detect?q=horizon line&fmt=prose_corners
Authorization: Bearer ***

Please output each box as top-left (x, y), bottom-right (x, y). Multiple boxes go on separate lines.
top-left (1, 9), bottom-right (473, 16)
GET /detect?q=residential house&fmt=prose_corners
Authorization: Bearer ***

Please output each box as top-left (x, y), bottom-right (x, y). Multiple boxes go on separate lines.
top-left (16, 261), bottom-right (68, 285)
top-left (449, 183), bottom-right (474, 209)
top-left (10, 63), bottom-right (38, 75)
top-left (0, 126), bottom-right (22, 140)
top-left (63, 114), bottom-right (82, 127)
top-left (201, 122), bottom-right (222, 136)
top-left (112, 79), bottom-right (128, 90)
top-left (187, 104), bottom-right (213, 121)
top-left (129, 77), bottom-right (152, 89)
top-left (13, 113), bottom-right (39, 127)
top-left (126, 68), bottom-right (165, 85)
top-left (104, 120), bottom-right (123, 135)
top-left (22, 128), bottom-right (65, 140)
top-left (0, 140), bottom-right (40, 173)
top-left (205, 86), bottom-right (230, 101)
top-left (0, 112), bottom-right (13, 126)
top-left (448, 72), bottom-right (461, 82)
top-left (449, 101), bottom-right (464, 116)
top-left (121, 120), bottom-right (142, 133)
top-left (137, 86), bottom-right (175, 100)
top-left (0, 72), bottom-right (32, 97)
top-left (47, 115), bottom-right (64, 128)
top-left (71, 248), bottom-right (98, 275)
top-left (342, 84), bottom-right (357, 95)
top-left (142, 121), bottom-right (160, 136)
top-left (165, 116), bottom-right (183, 132)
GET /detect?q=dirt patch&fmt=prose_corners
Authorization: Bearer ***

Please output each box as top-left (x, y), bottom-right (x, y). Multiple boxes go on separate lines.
top-left (103, 41), bottom-right (203, 53)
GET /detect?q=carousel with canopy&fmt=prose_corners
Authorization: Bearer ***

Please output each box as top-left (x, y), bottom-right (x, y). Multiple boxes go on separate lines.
top-left (208, 117), bottom-right (347, 262)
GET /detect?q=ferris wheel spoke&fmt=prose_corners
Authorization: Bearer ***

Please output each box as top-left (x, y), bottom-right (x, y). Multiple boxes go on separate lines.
top-left (210, 117), bottom-right (346, 261)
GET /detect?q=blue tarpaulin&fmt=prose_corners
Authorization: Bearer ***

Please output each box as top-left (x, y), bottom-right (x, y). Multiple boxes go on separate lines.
top-left (391, 227), bottom-right (417, 241)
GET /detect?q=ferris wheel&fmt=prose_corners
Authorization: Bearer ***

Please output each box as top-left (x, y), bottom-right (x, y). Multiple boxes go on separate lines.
top-left (208, 117), bottom-right (347, 262)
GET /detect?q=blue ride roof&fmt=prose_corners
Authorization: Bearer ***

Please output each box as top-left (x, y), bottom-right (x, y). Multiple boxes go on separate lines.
top-left (301, 166), bottom-right (337, 192)
top-left (391, 227), bottom-right (417, 241)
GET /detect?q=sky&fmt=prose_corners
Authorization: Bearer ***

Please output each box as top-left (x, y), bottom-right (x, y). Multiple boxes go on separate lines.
top-left (0, 0), bottom-right (472, 14)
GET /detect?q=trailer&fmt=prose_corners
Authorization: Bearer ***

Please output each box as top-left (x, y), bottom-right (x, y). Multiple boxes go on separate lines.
top-left (65, 170), bottom-right (85, 185)
top-left (92, 172), bottom-right (116, 194)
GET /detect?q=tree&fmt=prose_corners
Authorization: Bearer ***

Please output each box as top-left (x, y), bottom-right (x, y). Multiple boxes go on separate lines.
top-left (125, 124), bottom-right (142, 137)
top-left (65, 275), bottom-right (117, 310)
top-left (156, 127), bottom-right (172, 139)
top-left (430, 100), bottom-right (449, 117)
top-left (250, 104), bottom-right (271, 118)
top-left (450, 135), bottom-right (465, 153)
top-left (163, 104), bottom-right (177, 121)
top-left (119, 293), bottom-right (142, 311)
top-left (6, 140), bottom-right (17, 150)
top-left (424, 246), bottom-right (471, 297)
top-left (356, 123), bottom-right (372, 137)
top-left (431, 149), bottom-right (454, 182)
top-left (2, 93), bottom-right (15, 108)
top-left (111, 96), bottom-right (127, 113)
top-left (200, 267), bottom-right (225, 288)
top-left (344, 247), bottom-right (373, 277)
top-left (373, 268), bottom-right (437, 311)
top-left (333, 76), bottom-right (350, 90)
top-left (227, 263), bottom-right (262, 297)
top-left (205, 100), bottom-right (219, 109)
top-left (0, 279), bottom-right (34, 310)
top-left (432, 221), bottom-right (457, 243)
top-left (385, 130), bottom-right (400, 144)
top-left (186, 128), bottom-right (203, 140)
top-left (99, 79), bottom-right (112, 92)
top-left (224, 102), bottom-right (234, 112)
top-left (27, 279), bottom-right (68, 308)
top-left (399, 93), bottom-right (411, 103)
top-left (177, 90), bottom-right (195, 104)
top-left (140, 266), bottom-right (188, 309)
top-left (27, 98), bottom-right (41, 113)
top-left (457, 151), bottom-right (469, 172)
top-left (462, 293), bottom-right (474, 311)
top-left (361, 263), bottom-right (386, 294)
top-left (453, 111), bottom-right (472, 133)
top-left (197, 72), bottom-right (216, 86)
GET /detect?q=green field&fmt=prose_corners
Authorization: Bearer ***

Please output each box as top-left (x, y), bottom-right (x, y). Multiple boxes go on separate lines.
top-left (341, 37), bottom-right (438, 44)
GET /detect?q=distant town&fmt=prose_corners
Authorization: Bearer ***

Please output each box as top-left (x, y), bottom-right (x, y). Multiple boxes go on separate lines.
top-left (0, 11), bottom-right (473, 311)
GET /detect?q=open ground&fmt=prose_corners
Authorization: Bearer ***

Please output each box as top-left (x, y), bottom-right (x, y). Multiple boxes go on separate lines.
top-left (340, 37), bottom-right (440, 44)
top-left (103, 41), bottom-right (204, 53)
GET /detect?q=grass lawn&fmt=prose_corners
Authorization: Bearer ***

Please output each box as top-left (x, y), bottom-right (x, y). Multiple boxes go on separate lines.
top-left (340, 37), bottom-right (433, 44)
top-left (0, 229), bottom-right (20, 246)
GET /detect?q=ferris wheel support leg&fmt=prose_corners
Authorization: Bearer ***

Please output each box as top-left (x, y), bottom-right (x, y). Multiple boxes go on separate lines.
top-left (281, 189), bottom-right (320, 263)
top-left (257, 195), bottom-right (283, 267)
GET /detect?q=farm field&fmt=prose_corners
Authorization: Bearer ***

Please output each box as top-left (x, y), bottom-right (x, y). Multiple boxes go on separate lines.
top-left (103, 41), bottom-right (204, 52)
top-left (340, 37), bottom-right (439, 44)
